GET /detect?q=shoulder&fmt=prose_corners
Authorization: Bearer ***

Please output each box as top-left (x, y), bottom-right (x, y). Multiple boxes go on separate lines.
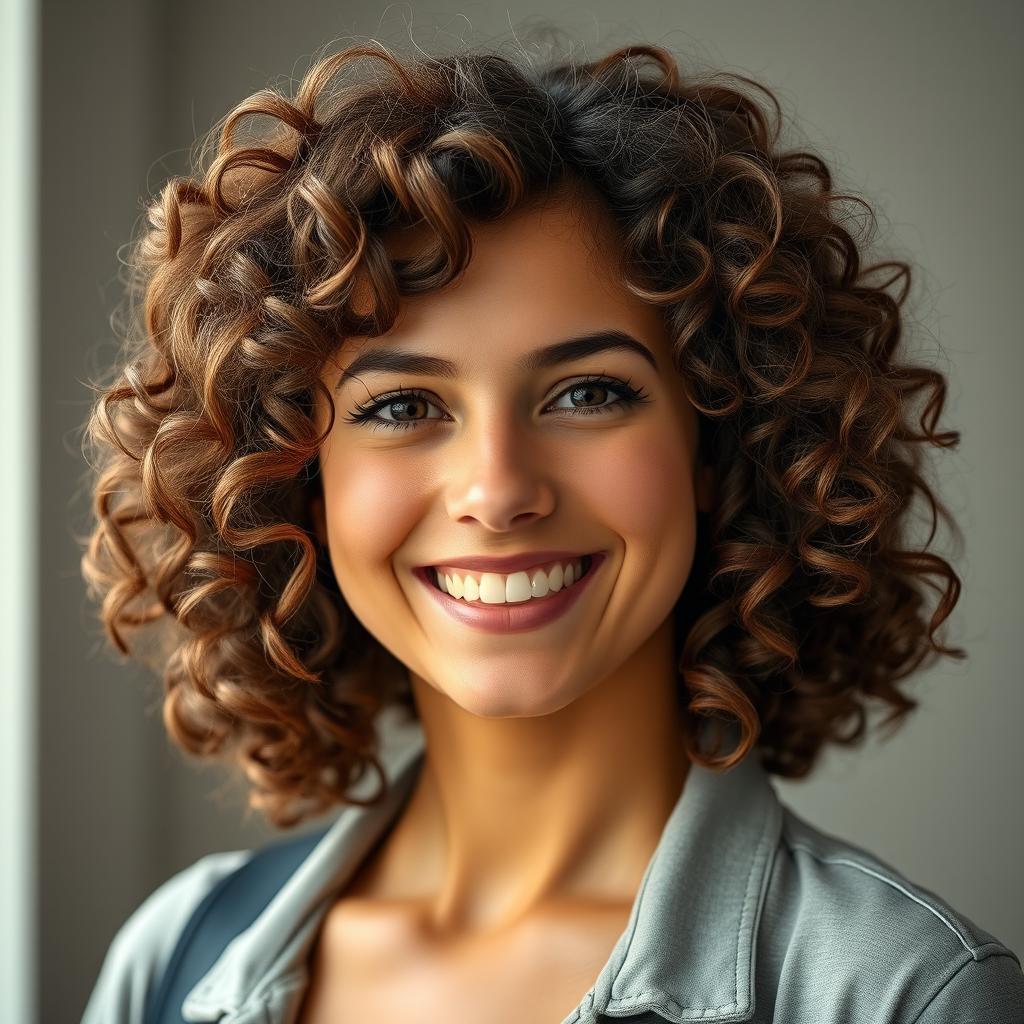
top-left (759, 804), bottom-right (1024, 1023)
top-left (80, 848), bottom-right (253, 1024)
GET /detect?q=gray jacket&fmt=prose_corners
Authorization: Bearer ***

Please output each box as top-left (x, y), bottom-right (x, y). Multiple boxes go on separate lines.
top-left (82, 707), bottom-right (1024, 1023)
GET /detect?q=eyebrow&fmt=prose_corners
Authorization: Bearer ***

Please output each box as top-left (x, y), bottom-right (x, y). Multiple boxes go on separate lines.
top-left (333, 329), bottom-right (659, 391)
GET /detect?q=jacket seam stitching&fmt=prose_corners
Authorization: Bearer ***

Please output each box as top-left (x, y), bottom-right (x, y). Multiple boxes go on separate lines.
top-left (784, 841), bottom-right (975, 955)
top-left (606, 791), bottom-right (779, 1016)
top-left (906, 952), bottom-right (977, 1024)
top-left (606, 987), bottom-right (738, 1014)
top-left (604, 843), bottom-right (655, 1007)
top-left (731, 796), bottom-right (776, 1013)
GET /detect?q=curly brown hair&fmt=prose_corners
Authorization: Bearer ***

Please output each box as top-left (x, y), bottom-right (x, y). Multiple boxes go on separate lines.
top-left (78, 38), bottom-right (965, 828)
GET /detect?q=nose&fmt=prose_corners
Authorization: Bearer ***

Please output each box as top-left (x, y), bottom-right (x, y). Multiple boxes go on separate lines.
top-left (442, 414), bottom-right (556, 531)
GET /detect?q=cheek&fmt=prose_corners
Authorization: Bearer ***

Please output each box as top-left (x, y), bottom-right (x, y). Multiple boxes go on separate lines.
top-left (575, 425), bottom-right (697, 543)
top-left (320, 451), bottom-right (427, 581)
top-left (583, 426), bottom-right (699, 642)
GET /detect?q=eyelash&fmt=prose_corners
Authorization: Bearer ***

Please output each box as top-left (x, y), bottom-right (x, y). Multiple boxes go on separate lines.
top-left (341, 375), bottom-right (652, 432)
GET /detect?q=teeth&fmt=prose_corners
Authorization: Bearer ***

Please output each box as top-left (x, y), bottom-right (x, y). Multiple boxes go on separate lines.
top-left (434, 557), bottom-right (590, 604)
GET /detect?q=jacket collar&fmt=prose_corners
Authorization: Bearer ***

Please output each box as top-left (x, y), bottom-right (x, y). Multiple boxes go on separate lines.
top-left (579, 720), bottom-right (782, 1023)
top-left (183, 708), bottom-right (782, 1024)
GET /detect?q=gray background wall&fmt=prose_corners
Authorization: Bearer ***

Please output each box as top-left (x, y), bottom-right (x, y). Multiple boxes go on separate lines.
top-left (26, 1), bottom-right (1022, 1021)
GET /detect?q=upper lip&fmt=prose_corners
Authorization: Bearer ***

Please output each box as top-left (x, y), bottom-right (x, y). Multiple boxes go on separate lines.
top-left (417, 549), bottom-right (598, 574)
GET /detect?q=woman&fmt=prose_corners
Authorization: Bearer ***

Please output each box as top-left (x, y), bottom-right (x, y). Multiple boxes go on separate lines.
top-left (79, 39), bottom-right (1023, 1023)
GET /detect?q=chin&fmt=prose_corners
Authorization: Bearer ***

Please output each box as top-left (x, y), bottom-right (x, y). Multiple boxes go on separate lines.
top-left (438, 673), bottom-right (583, 719)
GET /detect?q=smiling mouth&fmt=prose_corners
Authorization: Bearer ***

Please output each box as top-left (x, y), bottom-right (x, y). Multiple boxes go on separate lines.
top-left (424, 553), bottom-right (596, 599)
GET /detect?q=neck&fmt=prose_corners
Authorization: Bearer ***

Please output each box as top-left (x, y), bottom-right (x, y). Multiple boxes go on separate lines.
top-left (364, 616), bottom-right (692, 939)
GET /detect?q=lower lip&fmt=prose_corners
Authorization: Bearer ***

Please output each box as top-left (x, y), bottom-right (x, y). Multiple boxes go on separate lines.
top-left (413, 554), bottom-right (605, 635)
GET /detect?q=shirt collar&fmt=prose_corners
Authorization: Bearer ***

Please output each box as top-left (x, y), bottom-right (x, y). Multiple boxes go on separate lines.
top-left (183, 709), bottom-right (782, 1024)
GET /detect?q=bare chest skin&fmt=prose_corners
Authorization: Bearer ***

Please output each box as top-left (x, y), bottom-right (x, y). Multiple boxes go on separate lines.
top-left (294, 852), bottom-right (634, 1024)
top-left (295, 905), bottom-right (631, 1024)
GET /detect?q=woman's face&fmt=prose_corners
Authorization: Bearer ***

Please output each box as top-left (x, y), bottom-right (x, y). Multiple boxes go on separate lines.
top-left (312, 191), bottom-right (713, 718)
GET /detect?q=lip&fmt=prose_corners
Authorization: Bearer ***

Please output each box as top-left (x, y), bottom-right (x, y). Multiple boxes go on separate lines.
top-left (415, 549), bottom-right (594, 575)
top-left (413, 552), bottom-right (605, 635)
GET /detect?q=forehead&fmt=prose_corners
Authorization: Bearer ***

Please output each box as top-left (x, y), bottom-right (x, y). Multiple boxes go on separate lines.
top-left (384, 182), bottom-right (623, 272)
top-left (335, 187), bottom-right (666, 369)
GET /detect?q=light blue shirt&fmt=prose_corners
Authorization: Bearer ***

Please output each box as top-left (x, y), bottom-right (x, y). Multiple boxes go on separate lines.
top-left (82, 706), bottom-right (1024, 1022)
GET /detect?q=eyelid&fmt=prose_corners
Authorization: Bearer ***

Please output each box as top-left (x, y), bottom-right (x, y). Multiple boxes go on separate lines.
top-left (341, 373), bottom-right (651, 431)
top-left (350, 369), bottom-right (634, 409)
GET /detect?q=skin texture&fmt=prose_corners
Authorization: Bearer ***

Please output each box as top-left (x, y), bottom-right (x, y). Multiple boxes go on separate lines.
top-left (303, 186), bottom-right (716, 1021)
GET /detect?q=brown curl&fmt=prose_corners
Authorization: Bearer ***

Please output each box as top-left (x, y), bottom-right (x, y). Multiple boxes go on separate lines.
top-left (78, 38), bottom-right (965, 828)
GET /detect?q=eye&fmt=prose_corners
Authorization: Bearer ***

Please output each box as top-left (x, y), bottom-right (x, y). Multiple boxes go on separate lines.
top-left (341, 375), bottom-right (652, 432)
top-left (341, 388), bottom-right (447, 432)
top-left (547, 377), bottom-right (649, 417)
